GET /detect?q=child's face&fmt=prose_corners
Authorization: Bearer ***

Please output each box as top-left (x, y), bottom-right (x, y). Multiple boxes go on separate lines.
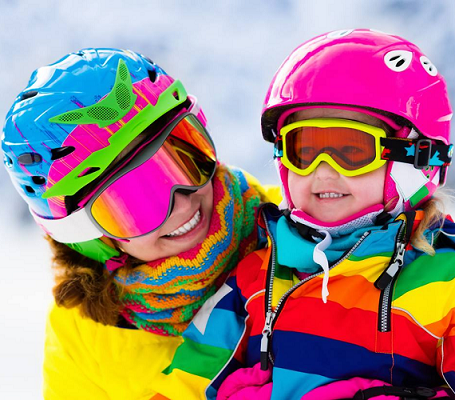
top-left (115, 183), bottom-right (214, 261)
top-left (287, 108), bottom-right (388, 222)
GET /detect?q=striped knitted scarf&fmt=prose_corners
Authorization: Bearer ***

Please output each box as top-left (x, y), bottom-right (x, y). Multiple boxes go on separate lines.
top-left (112, 164), bottom-right (262, 336)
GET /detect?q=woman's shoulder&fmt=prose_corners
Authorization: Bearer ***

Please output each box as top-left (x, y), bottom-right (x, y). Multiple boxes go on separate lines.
top-left (46, 301), bottom-right (183, 346)
top-left (44, 302), bottom-right (183, 399)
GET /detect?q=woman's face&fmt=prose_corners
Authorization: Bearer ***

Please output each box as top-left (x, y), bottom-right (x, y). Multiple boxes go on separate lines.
top-left (116, 183), bottom-right (214, 261)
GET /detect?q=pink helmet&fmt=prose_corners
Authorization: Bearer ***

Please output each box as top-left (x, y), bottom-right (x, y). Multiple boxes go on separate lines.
top-left (262, 29), bottom-right (453, 214)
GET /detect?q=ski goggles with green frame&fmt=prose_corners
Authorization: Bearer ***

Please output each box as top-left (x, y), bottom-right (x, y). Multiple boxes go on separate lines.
top-left (33, 112), bottom-right (216, 241)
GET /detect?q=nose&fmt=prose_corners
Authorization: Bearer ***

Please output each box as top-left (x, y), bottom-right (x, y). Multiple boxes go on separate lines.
top-left (313, 161), bottom-right (340, 180)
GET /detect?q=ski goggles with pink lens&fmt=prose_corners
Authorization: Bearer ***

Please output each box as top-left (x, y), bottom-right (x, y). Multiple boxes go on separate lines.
top-left (78, 112), bottom-right (216, 239)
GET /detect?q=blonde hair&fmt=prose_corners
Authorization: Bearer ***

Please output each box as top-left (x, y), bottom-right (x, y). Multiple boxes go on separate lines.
top-left (409, 189), bottom-right (454, 255)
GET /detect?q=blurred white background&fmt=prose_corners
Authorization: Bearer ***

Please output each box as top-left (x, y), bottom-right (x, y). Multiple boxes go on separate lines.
top-left (2, 0), bottom-right (455, 398)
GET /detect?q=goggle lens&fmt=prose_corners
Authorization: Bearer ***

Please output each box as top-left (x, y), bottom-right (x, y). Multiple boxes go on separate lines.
top-left (89, 114), bottom-right (216, 238)
top-left (286, 126), bottom-right (377, 170)
top-left (281, 119), bottom-right (386, 176)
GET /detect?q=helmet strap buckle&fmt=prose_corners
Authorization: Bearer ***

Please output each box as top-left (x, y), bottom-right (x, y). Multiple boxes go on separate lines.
top-left (414, 138), bottom-right (432, 169)
top-left (274, 136), bottom-right (283, 158)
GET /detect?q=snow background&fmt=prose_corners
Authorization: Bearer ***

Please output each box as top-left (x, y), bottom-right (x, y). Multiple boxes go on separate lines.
top-left (1, 0), bottom-right (455, 398)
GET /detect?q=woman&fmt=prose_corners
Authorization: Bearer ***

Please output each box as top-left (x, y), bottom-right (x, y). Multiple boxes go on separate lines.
top-left (1, 48), bottom-right (278, 399)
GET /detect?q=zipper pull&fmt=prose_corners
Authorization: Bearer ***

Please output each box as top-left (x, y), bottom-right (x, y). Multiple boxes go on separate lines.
top-left (375, 242), bottom-right (406, 290)
top-left (260, 311), bottom-right (275, 370)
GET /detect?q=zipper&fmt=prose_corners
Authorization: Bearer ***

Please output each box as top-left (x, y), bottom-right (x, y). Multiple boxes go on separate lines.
top-left (260, 208), bottom-right (279, 370)
top-left (259, 213), bottom-right (370, 370)
top-left (376, 221), bottom-right (407, 333)
top-left (379, 282), bottom-right (392, 332)
top-left (260, 311), bottom-right (275, 370)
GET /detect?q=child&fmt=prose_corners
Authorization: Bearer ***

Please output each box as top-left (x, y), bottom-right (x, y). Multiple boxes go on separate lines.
top-left (152, 29), bottom-right (455, 399)
top-left (1, 48), bottom-right (278, 399)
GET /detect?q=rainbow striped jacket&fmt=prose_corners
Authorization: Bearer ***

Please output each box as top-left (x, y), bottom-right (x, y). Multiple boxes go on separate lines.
top-left (152, 204), bottom-right (455, 400)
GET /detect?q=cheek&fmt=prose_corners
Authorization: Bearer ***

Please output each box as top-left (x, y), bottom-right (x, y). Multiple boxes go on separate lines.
top-left (355, 166), bottom-right (386, 204)
top-left (201, 182), bottom-right (214, 206)
top-left (117, 231), bottom-right (161, 257)
top-left (287, 172), bottom-right (311, 208)
top-left (196, 182), bottom-right (214, 219)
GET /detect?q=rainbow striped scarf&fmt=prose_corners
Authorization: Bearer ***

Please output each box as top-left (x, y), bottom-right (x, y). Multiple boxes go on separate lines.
top-left (113, 164), bottom-right (262, 336)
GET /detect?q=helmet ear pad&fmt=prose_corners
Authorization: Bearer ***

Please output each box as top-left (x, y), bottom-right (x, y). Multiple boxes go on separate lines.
top-left (276, 158), bottom-right (293, 209)
top-left (383, 126), bottom-right (411, 212)
top-left (383, 125), bottom-right (444, 213)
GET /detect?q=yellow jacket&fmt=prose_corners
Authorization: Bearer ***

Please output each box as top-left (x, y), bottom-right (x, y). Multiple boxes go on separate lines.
top-left (44, 302), bottom-right (182, 399)
top-left (43, 177), bottom-right (281, 399)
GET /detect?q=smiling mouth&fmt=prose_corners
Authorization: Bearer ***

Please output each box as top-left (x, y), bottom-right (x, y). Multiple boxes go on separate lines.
top-left (317, 192), bottom-right (347, 199)
top-left (164, 210), bottom-right (201, 237)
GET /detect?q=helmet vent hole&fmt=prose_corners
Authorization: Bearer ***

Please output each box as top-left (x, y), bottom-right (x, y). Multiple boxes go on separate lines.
top-left (18, 152), bottom-right (42, 165)
top-left (420, 56), bottom-right (438, 76)
top-left (20, 91), bottom-right (38, 101)
top-left (172, 91), bottom-right (180, 101)
top-left (4, 154), bottom-right (13, 168)
top-left (24, 185), bottom-right (36, 195)
top-left (148, 69), bottom-right (157, 83)
top-left (51, 146), bottom-right (75, 160)
top-left (78, 167), bottom-right (100, 178)
top-left (384, 50), bottom-right (412, 72)
top-left (87, 106), bottom-right (119, 121)
top-left (327, 29), bottom-right (353, 38)
top-left (119, 63), bottom-right (128, 81)
top-left (144, 56), bottom-right (154, 65)
top-left (55, 110), bottom-right (84, 123)
top-left (32, 176), bottom-right (46, 185)
top-left (115, 83), bottom-right (130, 110)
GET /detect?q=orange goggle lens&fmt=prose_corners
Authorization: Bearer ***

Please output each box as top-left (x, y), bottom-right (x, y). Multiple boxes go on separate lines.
top-left (86, 113), bottom-right (216, 239)
top-left (280, 119), bottom-right (387, 176)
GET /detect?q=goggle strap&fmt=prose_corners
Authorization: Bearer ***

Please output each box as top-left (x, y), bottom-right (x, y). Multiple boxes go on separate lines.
top-left (30, 207), bottom-right (102, 243)
top-left (381, 137), bottom-right (453, 169)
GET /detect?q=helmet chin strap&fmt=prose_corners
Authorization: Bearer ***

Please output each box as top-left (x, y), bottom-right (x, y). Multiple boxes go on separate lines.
top-left (286, 193), bottom-right (405, 237)
top-left (289, 205), bottom-right (387, 237)
top-left (276, 158), bottom-right (405, 237)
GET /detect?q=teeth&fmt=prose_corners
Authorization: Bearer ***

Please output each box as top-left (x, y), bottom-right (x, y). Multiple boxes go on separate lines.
top-left (166, 210), bottom-right (201, 237)
top-left (319, 193), bottom-right (344, 199)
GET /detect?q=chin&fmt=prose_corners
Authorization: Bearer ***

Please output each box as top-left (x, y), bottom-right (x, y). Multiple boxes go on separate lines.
top-left (312, 212), bottom-right (350, 223)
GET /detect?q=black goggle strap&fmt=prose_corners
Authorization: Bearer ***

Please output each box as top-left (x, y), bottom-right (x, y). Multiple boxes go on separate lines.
top-left (381, 137), bottom-right (453, 170)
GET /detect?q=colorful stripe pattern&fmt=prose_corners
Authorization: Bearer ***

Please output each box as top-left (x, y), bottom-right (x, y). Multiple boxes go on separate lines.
top-left (151, 207), bottom-right (455, 399)
top-left (113, 165), bottom-right (262, 336)
top-left (46, 75), bottom-right (174, 217)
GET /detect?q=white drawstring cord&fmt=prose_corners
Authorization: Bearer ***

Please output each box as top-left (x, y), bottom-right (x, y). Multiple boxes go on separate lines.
top-left (312, 230), bottom-right (332, 303)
